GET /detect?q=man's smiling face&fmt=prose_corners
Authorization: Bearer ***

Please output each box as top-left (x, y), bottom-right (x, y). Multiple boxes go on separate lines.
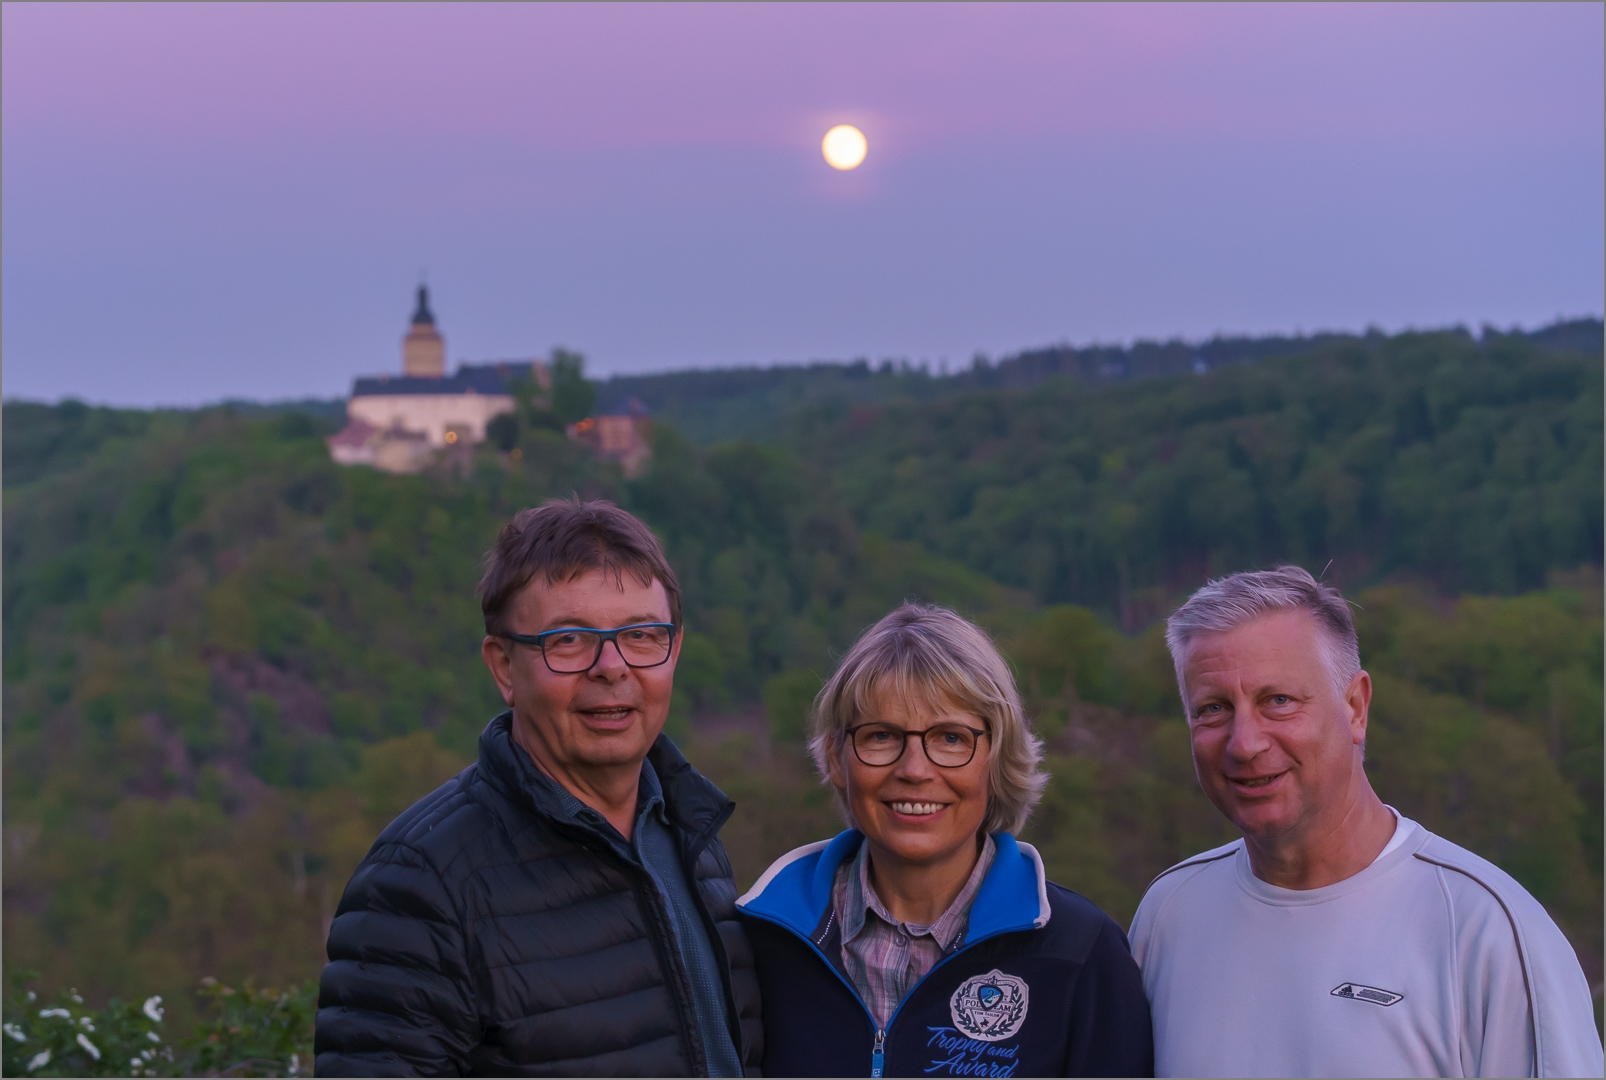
top-left (1181, 609), bottom-right (1369, 846)
top-left (488, 566), bottom-right (680, 779)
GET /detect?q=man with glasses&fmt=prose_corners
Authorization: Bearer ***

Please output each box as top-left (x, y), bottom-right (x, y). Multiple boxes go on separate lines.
top-left (316, 499), bottom-right (761, 1076)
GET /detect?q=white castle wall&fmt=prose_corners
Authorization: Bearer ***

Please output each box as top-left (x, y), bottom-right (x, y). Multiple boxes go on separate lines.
top-left (347, 392), bottom-right (515, 447)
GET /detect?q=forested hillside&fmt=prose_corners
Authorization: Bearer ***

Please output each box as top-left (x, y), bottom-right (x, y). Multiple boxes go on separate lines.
top-left (4, 322), bottom-right (1602, 1050)
top-left (792, 324), bottom-right (1604, 619)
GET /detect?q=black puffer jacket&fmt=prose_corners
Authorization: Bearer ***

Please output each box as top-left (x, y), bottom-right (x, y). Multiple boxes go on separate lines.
top-left (315, 713), bottom-right (763, 1076)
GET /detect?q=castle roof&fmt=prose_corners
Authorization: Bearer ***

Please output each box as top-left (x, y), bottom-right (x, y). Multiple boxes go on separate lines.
top-left (327, 417), bottom-right (378, 447)
top-left (351, 361), bottom-right (538, 398)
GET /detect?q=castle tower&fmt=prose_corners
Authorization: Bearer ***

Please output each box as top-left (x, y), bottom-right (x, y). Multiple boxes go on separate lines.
top-left (402, 285), bottom-right (446, 377)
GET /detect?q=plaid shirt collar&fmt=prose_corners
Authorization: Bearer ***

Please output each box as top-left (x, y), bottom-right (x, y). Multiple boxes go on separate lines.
top-left (838, 832), bottom-right (997, 951)
top-left (833, 833), bottom-right (997, 1028)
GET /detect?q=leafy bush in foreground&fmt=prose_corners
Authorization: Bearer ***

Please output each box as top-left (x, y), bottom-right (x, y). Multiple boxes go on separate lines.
top-left (1, 973), bottom-right (312, 1078)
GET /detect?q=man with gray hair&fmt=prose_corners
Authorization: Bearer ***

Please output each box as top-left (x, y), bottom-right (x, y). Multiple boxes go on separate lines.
top-left (1128, 565), bottom-right (1601, 1077)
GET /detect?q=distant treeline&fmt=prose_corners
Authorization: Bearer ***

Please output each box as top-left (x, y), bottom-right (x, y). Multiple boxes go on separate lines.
top-left (2, 320), bottom-right (1601, 1039)
top-left (595, 317), bottom-right (1603, 443)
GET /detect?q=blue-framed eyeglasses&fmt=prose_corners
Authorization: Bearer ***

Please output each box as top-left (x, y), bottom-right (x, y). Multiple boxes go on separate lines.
top-left (502, 623), bottom-right (678, 674)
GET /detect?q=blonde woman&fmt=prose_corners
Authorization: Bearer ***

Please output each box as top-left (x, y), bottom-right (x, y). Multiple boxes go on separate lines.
top-left (738, 603), bottom-right (1152, 1077)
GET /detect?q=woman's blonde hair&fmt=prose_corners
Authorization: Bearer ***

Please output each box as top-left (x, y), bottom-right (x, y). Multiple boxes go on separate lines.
top-left (808, 603), bottom-right (1048, 836)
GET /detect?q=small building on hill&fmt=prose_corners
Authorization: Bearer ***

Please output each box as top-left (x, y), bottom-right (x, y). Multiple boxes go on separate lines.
top-left (567, 398), bottom-right (653, 478)
top-left (328, 286), bottom-right (550, 473)
top-left (328, 417), bottom-right (433, 473)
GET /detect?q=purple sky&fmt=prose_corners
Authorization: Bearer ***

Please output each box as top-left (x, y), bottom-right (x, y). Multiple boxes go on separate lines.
top-left (3, 3), bottom-right (1601, 406)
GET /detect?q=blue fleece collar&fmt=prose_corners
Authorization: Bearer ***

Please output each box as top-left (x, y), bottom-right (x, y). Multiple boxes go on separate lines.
top-left (737, 830), bottom-right (1050, 945)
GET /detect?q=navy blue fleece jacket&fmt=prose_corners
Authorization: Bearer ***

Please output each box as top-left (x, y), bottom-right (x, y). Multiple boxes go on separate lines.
top-left (738, 831), bottom-right (1153, 1078)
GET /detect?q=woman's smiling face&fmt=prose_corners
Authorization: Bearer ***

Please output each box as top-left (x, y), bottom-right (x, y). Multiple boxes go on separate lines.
top-left (828, 687), bottom-right (992, 871)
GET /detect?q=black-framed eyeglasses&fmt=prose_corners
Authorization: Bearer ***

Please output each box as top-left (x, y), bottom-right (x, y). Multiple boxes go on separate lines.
top-left (502, 623), bottom-right (678, 675)
top-left (843, 722), bottom-right (990, 769)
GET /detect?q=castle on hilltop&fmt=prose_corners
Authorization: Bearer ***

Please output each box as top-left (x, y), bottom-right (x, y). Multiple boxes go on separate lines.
top-left (327, 286), bottom-right (652, 476)
top-left (327, 286), bottom-right (549, 473)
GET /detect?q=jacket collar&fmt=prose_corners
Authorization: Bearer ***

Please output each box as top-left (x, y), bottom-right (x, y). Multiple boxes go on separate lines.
top-left (476, 711), bottom-right (734, 843)
top-left (737, 829), bottom-right (1051, 946)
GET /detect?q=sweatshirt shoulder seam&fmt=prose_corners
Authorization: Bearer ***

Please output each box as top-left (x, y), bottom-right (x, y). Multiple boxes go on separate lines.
top-left (1412, 846), bottom-right (1539, 1067)
top-left (1150, 841), bottom-right (1239, 885)
top-left (1137, 842), bottom-right (1238, 937)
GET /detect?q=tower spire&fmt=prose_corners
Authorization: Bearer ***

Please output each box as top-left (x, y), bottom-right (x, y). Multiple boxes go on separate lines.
top-left (411, 284), bottom-right (436, 327)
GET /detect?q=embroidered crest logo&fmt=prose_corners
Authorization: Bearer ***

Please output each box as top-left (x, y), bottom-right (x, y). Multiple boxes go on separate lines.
top-left (949, 969), bottom-right (1029, 1042)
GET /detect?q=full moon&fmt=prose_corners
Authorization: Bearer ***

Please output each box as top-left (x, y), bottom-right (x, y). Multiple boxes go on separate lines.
top-left (822, 125), bottom-right (868, 170)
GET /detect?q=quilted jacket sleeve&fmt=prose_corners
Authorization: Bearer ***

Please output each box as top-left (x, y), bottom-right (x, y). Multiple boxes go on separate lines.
top-left (314, 841), bottom-right (479, 1077)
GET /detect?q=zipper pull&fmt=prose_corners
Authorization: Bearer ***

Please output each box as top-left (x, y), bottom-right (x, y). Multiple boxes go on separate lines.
top-left (871, 1029), bottom-right (886, 1078)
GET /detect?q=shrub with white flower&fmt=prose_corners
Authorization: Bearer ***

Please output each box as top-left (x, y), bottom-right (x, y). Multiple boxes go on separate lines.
top-left (4, 973), bottom-right (313, 1078)
top-left (2, 973), bottom-right (170, 1078)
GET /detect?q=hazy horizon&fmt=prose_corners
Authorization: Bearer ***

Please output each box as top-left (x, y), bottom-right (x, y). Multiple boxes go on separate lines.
top-left (6, 313), bottom-right (1598, 413)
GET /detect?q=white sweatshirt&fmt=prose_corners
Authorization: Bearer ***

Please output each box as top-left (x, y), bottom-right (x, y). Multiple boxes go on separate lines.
top-left (1130, 813), bottom-right (1603, 1078)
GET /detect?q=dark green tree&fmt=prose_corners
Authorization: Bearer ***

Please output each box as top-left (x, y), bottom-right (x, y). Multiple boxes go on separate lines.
top-left (485, 412), bottom-right (520, 452)
top-left (550, 348), bottom-right (597, 426)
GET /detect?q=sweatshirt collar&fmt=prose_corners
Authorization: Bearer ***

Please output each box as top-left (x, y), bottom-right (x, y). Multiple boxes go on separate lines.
top-left (738, 829), bottom-right (1050, 945)
top-left (1232, 811), bottom-right (1431, 907)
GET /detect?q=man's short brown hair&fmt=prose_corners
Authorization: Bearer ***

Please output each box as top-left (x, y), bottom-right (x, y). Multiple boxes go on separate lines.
top-left (478, 498), bottom-right (681, 635)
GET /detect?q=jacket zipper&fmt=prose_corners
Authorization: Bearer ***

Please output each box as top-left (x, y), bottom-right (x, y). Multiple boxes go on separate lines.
top-left (868, 948), bottom-right (958, 1076)
top-left (682, 805), bottom-right (749, 1070)
top-left (639, 874), bottom-right (707, 1074)
top-left (570, 831), bottom-right (708, 1074)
